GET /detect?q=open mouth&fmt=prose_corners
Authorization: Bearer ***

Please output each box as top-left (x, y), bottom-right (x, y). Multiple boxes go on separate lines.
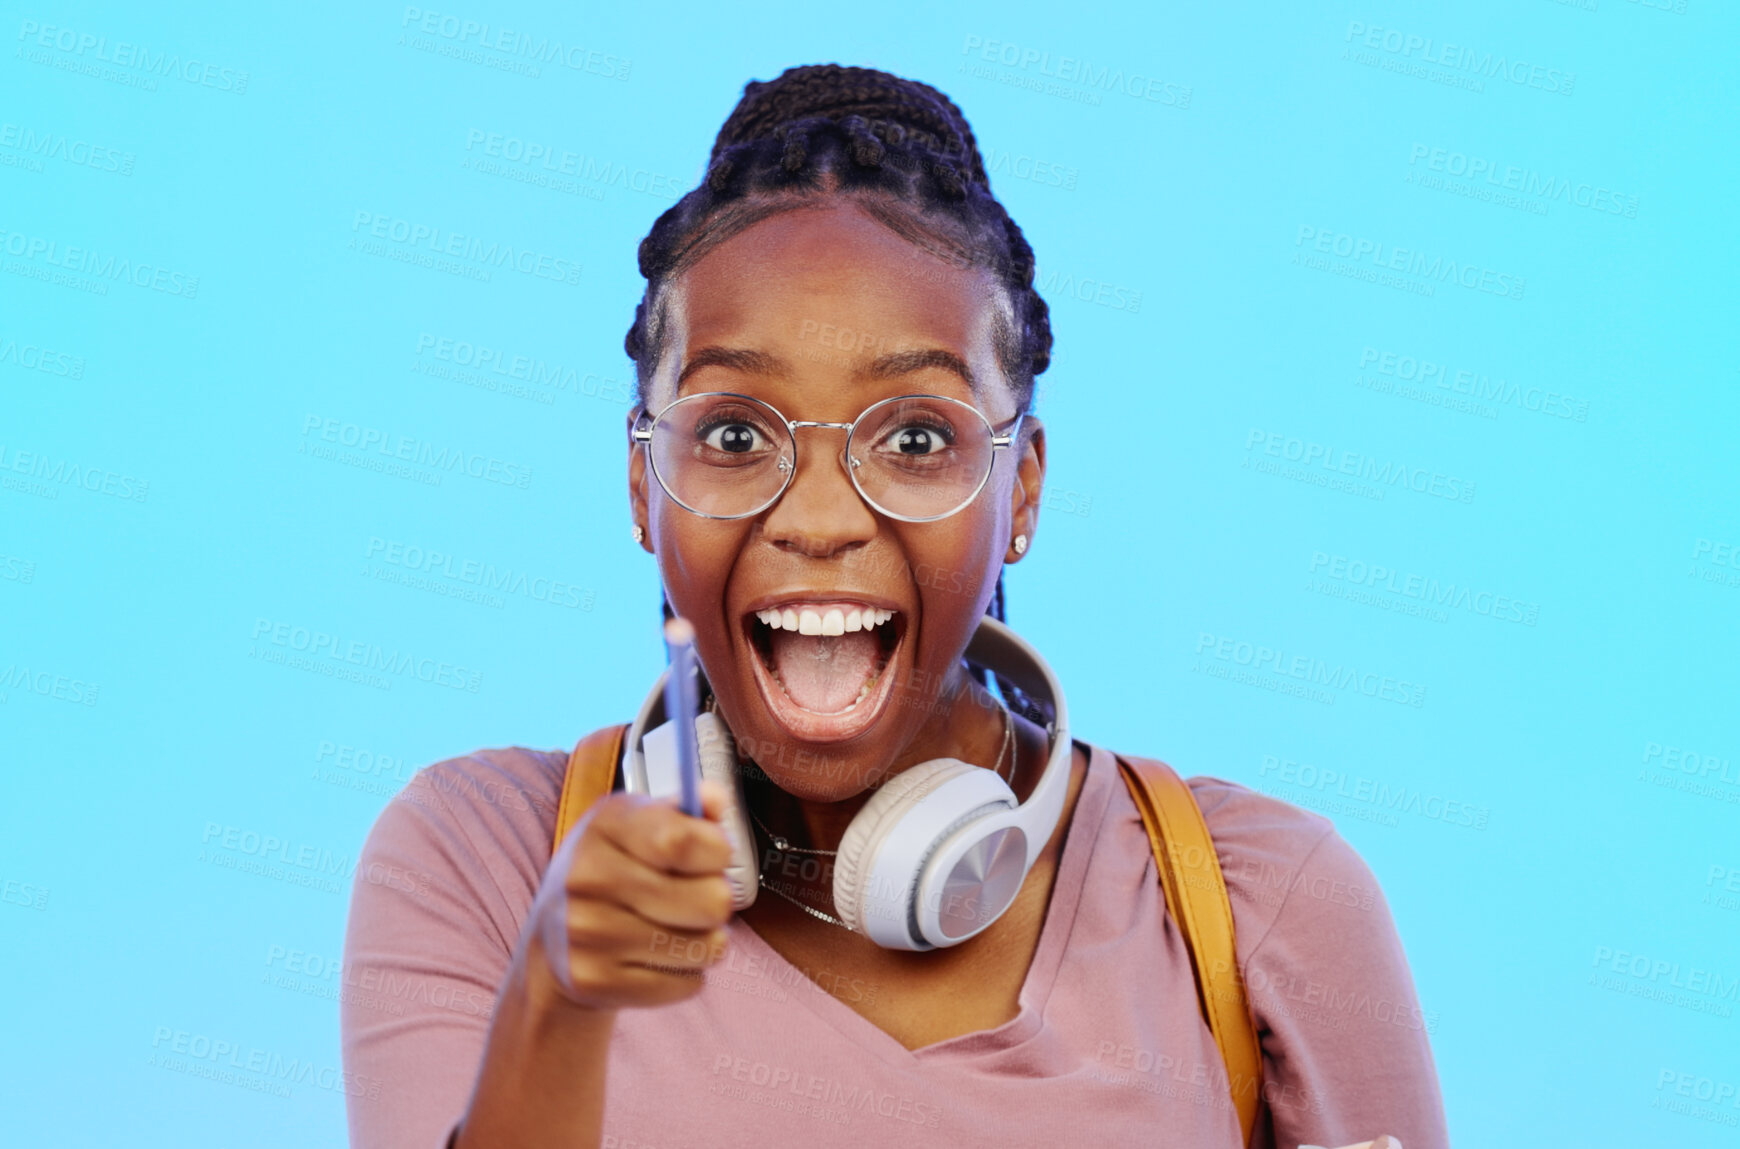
top-left (743, 601), bottom-right (905, 742)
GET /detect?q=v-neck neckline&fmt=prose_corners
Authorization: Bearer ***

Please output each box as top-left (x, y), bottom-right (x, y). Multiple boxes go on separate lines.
top-left (723, 742), bottom-right (1117, 1069)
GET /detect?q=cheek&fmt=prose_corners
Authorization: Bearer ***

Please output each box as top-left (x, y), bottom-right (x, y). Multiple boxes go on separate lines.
top-left (652, 510), bottom-right (746, 612)
top-left (908, 517), bottom-right (1002, 626)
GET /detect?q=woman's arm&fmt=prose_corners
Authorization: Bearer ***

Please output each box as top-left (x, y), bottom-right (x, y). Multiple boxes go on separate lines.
top-left (341, 753), bottom-right (545, 1149)
top-left (341, 750), bottom-right (733, 1149)
top-left (1234, 827), bottom-right (1449, 1149)
top-left (450, 931), bottom-right (617, 1149)
top-left (453, 782), bottom-right (734, 1148)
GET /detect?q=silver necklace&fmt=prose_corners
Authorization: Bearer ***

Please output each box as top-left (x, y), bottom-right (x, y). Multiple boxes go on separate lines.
top-left (749, 702), bottom-right (1014, 931)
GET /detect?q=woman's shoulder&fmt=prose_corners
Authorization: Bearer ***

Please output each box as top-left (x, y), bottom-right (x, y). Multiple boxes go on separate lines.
top-left (1182, 773), bottom-right (1384, 948)
top-left (1184, 771), bottom-right (1337, 863)
top-left (1095, 749), bottom-right (1384, 957)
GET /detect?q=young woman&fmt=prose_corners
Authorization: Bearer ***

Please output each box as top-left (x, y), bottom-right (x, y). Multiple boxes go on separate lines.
top-left (342, 65), bottom-right (1448, 1149)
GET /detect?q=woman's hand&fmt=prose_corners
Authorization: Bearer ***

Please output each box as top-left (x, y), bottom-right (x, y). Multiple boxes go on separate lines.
top-left (453, 783), bottom-right (736, 1149)
top-left (530, 780), bottom-right (737, 1012)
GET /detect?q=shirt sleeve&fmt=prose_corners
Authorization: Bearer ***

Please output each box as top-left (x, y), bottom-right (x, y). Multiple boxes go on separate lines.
top-left (339, 748), bottom-right (565, 1149)
top-left (1237, 827), bottom-right (1449, 1149)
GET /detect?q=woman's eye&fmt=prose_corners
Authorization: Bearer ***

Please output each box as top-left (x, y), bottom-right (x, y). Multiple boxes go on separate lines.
top-left (888, 425), bottom-right (949, 455)
top-left (703, 422), bottom-right (763, 453)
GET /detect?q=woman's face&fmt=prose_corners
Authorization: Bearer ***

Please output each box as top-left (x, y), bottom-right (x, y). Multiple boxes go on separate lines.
top-left (627, 199), bottom-right (1046, 803)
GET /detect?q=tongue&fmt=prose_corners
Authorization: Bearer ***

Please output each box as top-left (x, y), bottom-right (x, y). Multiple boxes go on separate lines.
top-left (768, 629), bottom-right (879, 713)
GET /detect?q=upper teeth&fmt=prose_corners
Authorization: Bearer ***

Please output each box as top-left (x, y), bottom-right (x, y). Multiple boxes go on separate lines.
top-left (757, 606), bottom-right (894, 636)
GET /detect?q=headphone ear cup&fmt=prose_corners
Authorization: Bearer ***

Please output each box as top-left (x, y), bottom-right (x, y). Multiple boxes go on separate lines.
top-left (695, 713), bottom-right (758, 909)
top-left (833, 758), bottom-right (980, 937)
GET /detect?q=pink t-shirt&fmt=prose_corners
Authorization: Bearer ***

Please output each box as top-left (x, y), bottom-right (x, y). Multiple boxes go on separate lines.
top-left (341, 741), bottom-right (1448, 1149)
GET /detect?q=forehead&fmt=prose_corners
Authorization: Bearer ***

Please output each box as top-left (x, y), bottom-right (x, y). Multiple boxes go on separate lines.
top-left (649, 200), bottom-right (1013, 412)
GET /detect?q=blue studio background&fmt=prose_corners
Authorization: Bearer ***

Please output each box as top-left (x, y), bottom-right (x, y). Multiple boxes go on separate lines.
top-left (3, 1), bottom-right (1737, 1145)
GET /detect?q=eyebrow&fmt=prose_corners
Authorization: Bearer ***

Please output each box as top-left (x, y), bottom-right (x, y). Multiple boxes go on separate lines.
top-left (677, 345), bottom-right (977, 393)
top-left (677, 347), bottom-right (789, 387)
top-left (863, 349), bottom-right (976, 391)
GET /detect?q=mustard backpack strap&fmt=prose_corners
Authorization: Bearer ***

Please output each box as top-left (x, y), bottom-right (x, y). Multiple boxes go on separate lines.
top-left (1115, 754), bottom-right (1264, 1147)
top-left (551, 725), bottom-right (629, 862)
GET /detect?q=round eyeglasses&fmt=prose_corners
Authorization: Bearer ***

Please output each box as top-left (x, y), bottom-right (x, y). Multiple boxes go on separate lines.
top-left (632, 392), bottom-right (1023, 523)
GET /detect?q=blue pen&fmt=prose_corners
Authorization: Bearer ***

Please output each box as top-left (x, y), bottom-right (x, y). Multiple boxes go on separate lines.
top-left (662, 618), bottom-right (703, 817)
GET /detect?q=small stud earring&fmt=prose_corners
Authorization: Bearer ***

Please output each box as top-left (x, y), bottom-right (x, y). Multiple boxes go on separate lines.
top-left (631, 524), bottom-right (645, 545)
top-left (1012, 534), bottom-right (1028, 556)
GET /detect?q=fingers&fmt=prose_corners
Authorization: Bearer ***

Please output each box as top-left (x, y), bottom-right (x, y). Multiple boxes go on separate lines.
top-left (551, 899), bottom-right (730, 1009)
top-left (631, 925), bottom-right (731, 976)
top-left (591, 792), bottom-right (734, 876)
top-left (698, 778), bottom-right (732, 822)
top-left (565, 899), bottom-right (727, 974)
top-left (571, 852), bottom-right (734, 934)
top-left (534, 790), bottom-right (740, 1012)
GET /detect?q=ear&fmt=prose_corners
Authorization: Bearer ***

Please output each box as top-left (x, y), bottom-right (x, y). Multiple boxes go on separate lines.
top-left (626, 408), bottom-right (655, 554)
top-left (1004, 418), bottom-right (1046, 564)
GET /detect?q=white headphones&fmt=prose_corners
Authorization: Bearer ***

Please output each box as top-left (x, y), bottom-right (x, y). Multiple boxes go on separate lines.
top-left (624, 615), bottom-right (1071, 952)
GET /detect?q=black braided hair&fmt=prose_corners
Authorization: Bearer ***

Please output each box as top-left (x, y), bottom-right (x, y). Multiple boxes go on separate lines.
top-left (636, 65), bottom-right (1052, 726)
top-left (624, 64), bottom-right (1052, 413)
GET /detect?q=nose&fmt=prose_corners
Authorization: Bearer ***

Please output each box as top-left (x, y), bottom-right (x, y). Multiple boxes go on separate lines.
top-left (760, 429), bottom-right (877, 559)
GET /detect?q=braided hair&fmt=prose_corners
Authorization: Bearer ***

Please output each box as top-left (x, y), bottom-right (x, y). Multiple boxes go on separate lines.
top-left (636, 65), bottom-right (1053, 724)
top-left (624, 64), bottom-right (1053, 414)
